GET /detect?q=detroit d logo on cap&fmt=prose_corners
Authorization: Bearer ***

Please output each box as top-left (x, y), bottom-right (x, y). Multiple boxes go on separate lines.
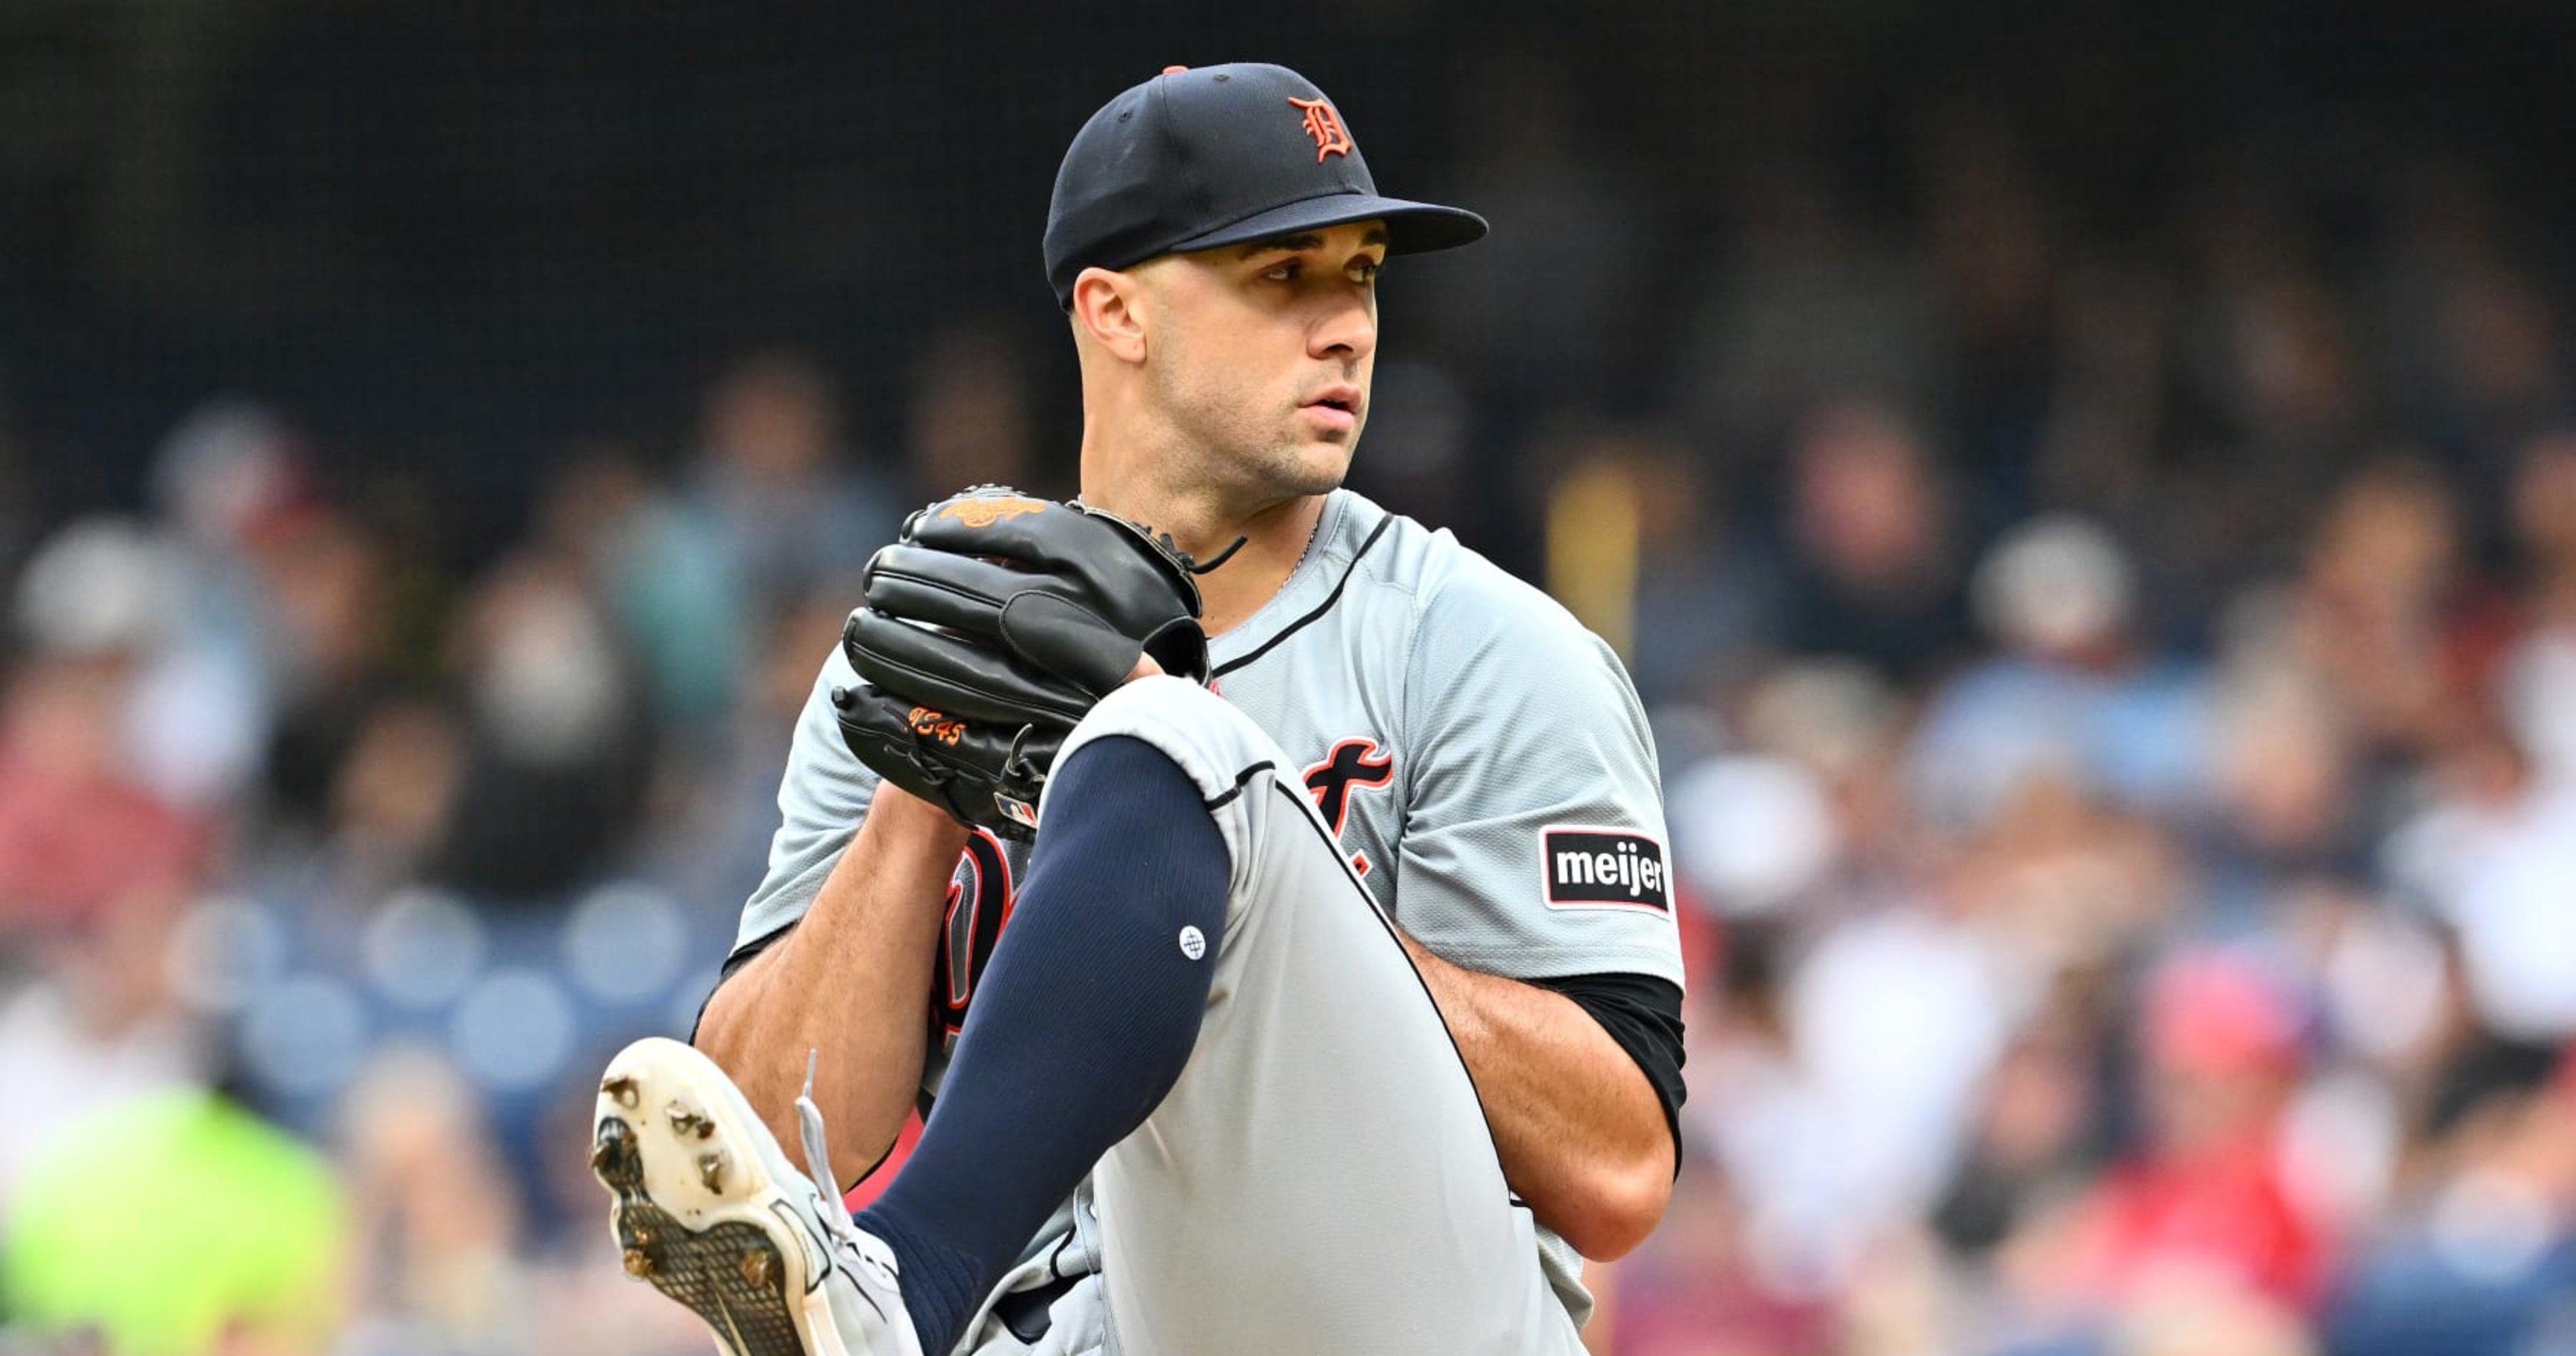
top-left (1288, 96), bottom-right (1353, 162)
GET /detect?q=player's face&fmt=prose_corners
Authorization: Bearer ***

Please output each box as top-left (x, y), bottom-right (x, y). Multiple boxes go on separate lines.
top-left (1144, 220), bottom-right (1385, 502)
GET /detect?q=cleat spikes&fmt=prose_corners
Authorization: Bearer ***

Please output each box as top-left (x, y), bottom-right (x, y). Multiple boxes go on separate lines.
top-left (667, 1100), bottom-right (712, 1140)
top-left (590, 1117), bottom-right (637, 1180)
top-left (601, 1074), bottom-right (639, 1109)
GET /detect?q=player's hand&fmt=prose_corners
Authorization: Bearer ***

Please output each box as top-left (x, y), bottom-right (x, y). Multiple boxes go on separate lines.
top-left (830, 679), bottom-right (1067, 837)
top-left (830, 485), bottom-right (1211, 839)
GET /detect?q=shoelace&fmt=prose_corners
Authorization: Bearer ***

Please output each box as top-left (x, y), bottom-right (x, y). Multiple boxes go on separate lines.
top-left (796, 1050), bottom-right (870, 1254)
top-left (794, 1052), bottom-right (912, 1347)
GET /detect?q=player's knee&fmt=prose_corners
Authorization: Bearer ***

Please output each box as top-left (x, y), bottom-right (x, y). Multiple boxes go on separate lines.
top-left (1071, 675), bottom-right (1285, 783)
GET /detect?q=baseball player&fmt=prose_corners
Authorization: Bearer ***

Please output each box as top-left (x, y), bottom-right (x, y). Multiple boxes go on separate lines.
top-left (590, 62), bottom-right (1685, 1356)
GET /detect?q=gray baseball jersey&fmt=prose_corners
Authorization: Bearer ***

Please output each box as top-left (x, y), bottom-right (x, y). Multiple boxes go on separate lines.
top-left (731, 487), bottom-right (1681, 1344)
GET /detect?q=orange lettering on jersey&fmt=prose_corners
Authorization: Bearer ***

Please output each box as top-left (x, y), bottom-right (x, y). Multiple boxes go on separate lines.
top-left (1289, 97), bottom-right (1354, 163)
top-left (939, 495), bottom-right (1047, 528)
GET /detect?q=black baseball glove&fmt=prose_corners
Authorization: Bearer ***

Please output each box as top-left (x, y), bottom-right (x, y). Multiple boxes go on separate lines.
top-left (831, 485), bottom-right (1218, 838)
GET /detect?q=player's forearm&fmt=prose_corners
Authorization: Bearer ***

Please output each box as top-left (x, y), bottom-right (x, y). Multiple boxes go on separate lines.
top-left (694, 789), bottom-right (967, 1189)
top-left (1398, 934), bottom-right (1674, 1261)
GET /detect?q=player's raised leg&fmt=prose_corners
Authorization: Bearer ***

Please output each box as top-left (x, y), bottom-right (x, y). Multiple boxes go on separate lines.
top-left (596, 675), bottom-right (1575, 1356)
top-left (853, 677), bottom-right (1575, 1354)
top-left (1062, 679), bottom-right (1579, 1356)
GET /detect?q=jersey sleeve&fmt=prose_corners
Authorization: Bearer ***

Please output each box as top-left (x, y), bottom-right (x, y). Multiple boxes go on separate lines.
top-left (1394, 563), bottom-right (1685, 988)
top-left (729, 639), bottom-right (883, 965)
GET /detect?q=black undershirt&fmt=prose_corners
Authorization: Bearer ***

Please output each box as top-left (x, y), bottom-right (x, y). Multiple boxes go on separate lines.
top-left (1527, 970), bottom-right (1689, 1175)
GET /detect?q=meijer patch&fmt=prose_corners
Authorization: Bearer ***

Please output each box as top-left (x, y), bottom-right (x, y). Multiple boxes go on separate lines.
top-left (1542, 828), bottom-right (1670, 912)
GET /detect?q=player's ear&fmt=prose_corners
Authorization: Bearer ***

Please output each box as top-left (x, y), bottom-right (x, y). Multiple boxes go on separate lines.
top-left (1070, 267), bottom-right (1150, 365)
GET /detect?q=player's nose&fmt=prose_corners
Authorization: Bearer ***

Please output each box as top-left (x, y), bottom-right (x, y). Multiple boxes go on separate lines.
top-left (1308, 291), bottom-right (1376, 363)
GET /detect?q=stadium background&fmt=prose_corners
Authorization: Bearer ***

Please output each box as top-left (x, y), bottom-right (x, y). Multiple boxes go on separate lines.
top-left (5, 2), bottom-right (2576, 1353)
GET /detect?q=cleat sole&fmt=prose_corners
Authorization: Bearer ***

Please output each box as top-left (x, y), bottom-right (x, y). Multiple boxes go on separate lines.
top-left (590, 1039), bottom-right (851, 1356)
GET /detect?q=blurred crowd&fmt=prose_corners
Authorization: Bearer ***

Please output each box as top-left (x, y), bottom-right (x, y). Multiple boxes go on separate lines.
top-left (7, 31), bottom-right (2576, 1356)
top-left (1567, 134), bottom-right (2576, 1356)
top-left (0, 347), bottom-right (954, 1356)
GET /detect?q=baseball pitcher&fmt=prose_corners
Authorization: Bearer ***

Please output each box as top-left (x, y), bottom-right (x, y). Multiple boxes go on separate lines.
top-left (590, 62), bottom-right (1686, 1356)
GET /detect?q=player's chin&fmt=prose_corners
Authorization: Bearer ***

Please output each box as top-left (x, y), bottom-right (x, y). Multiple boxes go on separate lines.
top-left (1272, 438), bottom-right (1356, 497)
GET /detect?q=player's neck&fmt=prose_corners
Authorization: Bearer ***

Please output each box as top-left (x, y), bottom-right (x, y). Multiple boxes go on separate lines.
top-left (1076, 407), bottom-right (1332, 636)
top-left (1182, 494), bottom-right (1327, 637)
top-left (1080, 475), bottom-right (1325, 637)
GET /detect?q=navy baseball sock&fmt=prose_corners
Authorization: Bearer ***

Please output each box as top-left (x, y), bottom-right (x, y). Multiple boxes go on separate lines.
top-left (856, 734), bottom-right (1229, 1354)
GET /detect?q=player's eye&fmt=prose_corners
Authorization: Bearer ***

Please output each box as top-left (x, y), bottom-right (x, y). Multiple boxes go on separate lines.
top-left (1261, 260), bottom-right (1302, 283)
top-left (1348, 258), bottom-right (1382, 285)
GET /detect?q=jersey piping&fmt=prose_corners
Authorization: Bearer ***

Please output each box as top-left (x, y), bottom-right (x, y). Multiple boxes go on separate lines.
top-left (1266, 776), bottom-right (1510, 1205)
top-left (1209, 515), bottom-right (1393, 679)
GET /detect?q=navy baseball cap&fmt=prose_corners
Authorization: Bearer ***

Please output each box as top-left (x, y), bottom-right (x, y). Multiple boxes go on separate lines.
top-left (1044, 63), bottom-right (1488, 307)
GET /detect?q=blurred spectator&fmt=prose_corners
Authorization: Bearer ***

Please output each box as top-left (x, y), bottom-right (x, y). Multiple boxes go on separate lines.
top-left (1533, 424), bottom-right (1776, 706)
top-left (134, 402), bottom-right (317, 811)
top-left (336, 1048), bottom-right (527, 1352)
top-left (305, 693), bottom-right (468, 902)
top-left (2054, 953), bottom-right (2327, 1311)
top-left (1909, 514), bottom-right (2208, 835)
top-left (904, 317), bottom-right (1049, 501)
top-left (683, 350), bottom-right (897, 620)
top-left (1609, 1159), bottom-right (1836, 1356)
top-left (1732, 660), bottom-right (1913, 885)
top-left (2190, 663), bottom-right (2369, 929)
top-left (2323, 1055), bottom-right (2576, 1356)
top-left (2284, 461), bottom-right (2512, 764)
top-left (428, 523), bottom-right (648, 903)
top-left (2369, 176), bottom-right (2569, 529)
top-left (254, 508), bottom-right (403, 846)
top-left (1765, 405), bottom-right (1970, 685)
top-left (2104, 1279), bottom-right (2318, 1356)
top-left (1932, 1024), bottom-right (2103, 1266)
top-left (2383, 718), bottom-right (2576, 1048)
top-left (553, 443), bottom-right (743, 737)
top-left (644, 586), bottom-right (851, 913)
top-left (2495, 429), bottom-right (2576, 784)
top-left (1666, 749), bottom-right (1837, 923)
top-left (1, 1090), bottom-right (347, 1356)
top-left (1754, 881), bottom-right (2024, 1284)
top-left (0, 852), bottom-right (210, 1219)
top-left (0, 647), bottom-right (208, 941)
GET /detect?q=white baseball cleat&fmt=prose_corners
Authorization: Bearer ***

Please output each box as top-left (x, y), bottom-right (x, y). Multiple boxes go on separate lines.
top-left (590, 1037), bottom-right (925, 1356)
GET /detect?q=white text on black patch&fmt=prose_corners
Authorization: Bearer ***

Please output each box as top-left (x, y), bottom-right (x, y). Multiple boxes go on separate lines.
top-left (1541, 827), bottom-right (1670, 913)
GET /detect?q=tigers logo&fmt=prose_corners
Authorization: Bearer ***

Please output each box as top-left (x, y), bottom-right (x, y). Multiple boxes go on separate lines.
top-left (1304, 737), bottom-right (1392, 876)
top-left (908, 706), bottom-right (965, 746)
top-left (938, 494), bottom-right (1047, 528)
top-left (1288, 97), bottom-right (1353, 163)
